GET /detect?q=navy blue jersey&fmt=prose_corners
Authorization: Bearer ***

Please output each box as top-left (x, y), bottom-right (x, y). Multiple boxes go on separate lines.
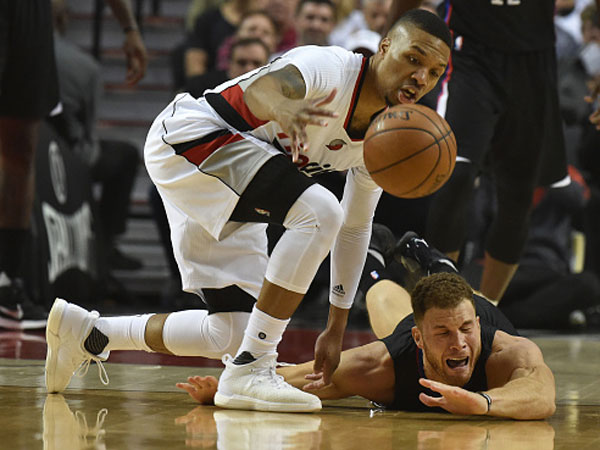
top-left (440, 0), bottom-right (556, 52)
top-left (381, 295), bottom-right (518, 412)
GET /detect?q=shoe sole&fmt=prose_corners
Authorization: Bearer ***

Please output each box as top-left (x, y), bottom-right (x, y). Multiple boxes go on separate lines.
top-left (45, 298), bottom-right (68, 394)
top-left (214, 392), bottom-right (322, 413)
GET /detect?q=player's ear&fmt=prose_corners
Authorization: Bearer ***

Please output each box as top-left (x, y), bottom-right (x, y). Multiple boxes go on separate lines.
top-left (379, 37), bottom-right (391, 55)
top-left (412, 326), bottom-right (423, 349)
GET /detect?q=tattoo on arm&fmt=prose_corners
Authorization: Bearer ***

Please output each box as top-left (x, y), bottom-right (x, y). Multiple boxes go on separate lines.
top-left (270, 65), bottom-right (306, 100)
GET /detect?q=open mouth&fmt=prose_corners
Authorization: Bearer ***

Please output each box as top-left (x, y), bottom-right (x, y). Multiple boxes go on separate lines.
top-left (446, 357), bottom-right (469, 369)
top-left (398, 87), bottom-right (418, 103)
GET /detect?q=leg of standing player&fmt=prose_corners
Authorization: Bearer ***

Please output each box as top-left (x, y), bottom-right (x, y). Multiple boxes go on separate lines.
top-left (0, 0), bottom-right (59, 329)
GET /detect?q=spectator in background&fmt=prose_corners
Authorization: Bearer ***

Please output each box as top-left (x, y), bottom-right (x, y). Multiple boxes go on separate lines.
top-left (555, 0), bottom-right (593, 46)
top-left (499, 166), bottom-right (600, 330)
top-left (0, 0), bottom-right (146, 330)
top-left (330, 0), bottom-right (391, 48)
top-left (271, 0), bottom-right (337, 59)
top-left (184, 0), bottom-right (225, 32)
top-left (187, 37), bottom-right (272, 113)
top-left (215, 10), bottom-right (280, 73)
top-left (295, 0), bottom-right (337, 46)
top-left (266, 0), bottom-right (301, 53)
top-left (183, 0), bottom-right (267, 81)
top-left (557, 4), bottom-right (600, 280)
top-left (51, 0), bottom-right (142, 272)
top-left (345, 28), bottom-right (381, 57)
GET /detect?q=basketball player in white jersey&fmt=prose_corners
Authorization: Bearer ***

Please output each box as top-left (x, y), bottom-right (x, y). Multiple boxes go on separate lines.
top-left (45, 9), bottom-right (451, 412)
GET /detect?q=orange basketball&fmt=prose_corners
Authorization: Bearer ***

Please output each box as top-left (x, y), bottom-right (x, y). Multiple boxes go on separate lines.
top-left (363, 104), bottom-right (457, 198)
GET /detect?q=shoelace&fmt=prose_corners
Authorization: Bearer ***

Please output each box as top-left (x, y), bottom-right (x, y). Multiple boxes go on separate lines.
top-left (74, 357), bottom-right (109, 386)
top-left (221, 353), bottom-right (293, 388)
top-left (251, 363), bottom-right (287, 388)
top-left (75, 407), bottom-right (108, 446)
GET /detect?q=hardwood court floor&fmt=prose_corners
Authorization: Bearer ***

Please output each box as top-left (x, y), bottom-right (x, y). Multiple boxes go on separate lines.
top-left (0, 330), bottom-right (599, 449)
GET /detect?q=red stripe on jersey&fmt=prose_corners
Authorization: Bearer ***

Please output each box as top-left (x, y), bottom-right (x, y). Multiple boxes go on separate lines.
top-left (182, 132), bottom-right (244, 166)
top-left (220, 84), bottom-right (268, 129)
top-left (343, 56), bottom-right (368, 131)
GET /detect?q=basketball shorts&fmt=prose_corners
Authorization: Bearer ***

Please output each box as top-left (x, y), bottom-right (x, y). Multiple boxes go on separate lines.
top-left (145, 104), bottom-right (315, 299)
top-left (0, 0), bottom-right (59, 118)
top-left (434, 36), bottom-right (567, 187)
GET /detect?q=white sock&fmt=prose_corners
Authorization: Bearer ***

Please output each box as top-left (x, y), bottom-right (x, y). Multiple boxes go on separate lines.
top-left (95, 314), bottom-right (154, 352)
top-left (236, 305), bottom-right (289, 359)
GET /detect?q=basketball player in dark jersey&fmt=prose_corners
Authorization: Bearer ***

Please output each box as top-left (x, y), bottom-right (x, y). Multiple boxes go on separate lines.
top-left (178, 234), bottom-right (556, 420)
top-left (382, 0), bottom-right (589, 306)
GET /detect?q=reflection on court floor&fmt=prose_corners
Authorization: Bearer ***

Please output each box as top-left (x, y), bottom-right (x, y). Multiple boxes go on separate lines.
top-left (1, 333), bottom-right (599, 449)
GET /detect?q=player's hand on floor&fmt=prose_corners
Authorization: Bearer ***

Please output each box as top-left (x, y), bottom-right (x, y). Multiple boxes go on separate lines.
top-left (303, 327), bottom-right (343, 390)
top-left (176, 375), bottom-right (218, 404)
top-left (418, 378), bottom-right (489, 415)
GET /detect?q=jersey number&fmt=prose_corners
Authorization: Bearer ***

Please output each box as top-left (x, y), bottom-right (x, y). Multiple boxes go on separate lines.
top-left (491, 0), bottom-right (520, 4)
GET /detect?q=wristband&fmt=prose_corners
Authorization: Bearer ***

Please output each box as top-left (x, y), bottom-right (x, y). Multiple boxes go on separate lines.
top-left (123, 26), bottom-right (138, 33)
top-left (477, 391), bottom-right (492, 413)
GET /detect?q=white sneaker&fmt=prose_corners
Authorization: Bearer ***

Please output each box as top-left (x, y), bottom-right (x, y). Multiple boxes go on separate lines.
top-left (43, 394), bottom-right (108, 450)
top-left (45, 298), bottom-right (109, 393)
top-left (214, 352), bottom-right (322, 412)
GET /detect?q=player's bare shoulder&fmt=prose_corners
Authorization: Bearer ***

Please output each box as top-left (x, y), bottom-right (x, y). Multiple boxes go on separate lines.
top-left (269, 65), bottom-right (306, 100)
top-left (485, 330), bottom-right (547, 389)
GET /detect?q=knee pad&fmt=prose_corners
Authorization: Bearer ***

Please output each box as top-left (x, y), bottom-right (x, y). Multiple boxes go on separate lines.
top-left (162, 310), bottom-right (250, 359)
top-left (266, 184), bottom-right (344, 293)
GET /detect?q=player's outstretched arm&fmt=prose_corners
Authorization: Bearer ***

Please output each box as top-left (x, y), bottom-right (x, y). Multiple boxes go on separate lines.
top-left (481, 333), bottom-right (556, 420)
top-left (177, 341), bottom-right (396, 406)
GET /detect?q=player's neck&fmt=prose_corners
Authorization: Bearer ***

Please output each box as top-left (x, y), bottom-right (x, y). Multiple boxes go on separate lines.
top-left (356, 65), bottom-right (387, 120)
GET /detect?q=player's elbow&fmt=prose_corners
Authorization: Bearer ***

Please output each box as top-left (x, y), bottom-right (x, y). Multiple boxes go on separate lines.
top-left (538, 396), bottom-right (556, 419)
top-left (516, 393), bottom-right (556, 420)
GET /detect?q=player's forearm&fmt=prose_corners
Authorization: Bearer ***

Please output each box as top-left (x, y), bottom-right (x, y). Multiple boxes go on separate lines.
top-left (324, 304), bottom-right (350, 335)
top-left (484, 368), bottom-right (556, 419)
top-left (105, 0), bottom-right (138, 31)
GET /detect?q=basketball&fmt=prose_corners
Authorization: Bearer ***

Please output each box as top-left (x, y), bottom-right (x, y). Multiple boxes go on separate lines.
top-left (363, 104), bottom-right (457, 198)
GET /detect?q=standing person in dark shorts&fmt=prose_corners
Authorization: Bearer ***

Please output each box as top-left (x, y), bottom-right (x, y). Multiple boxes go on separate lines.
top-left (178, 235), bottom-right (556, 420)
top-left (0, 0), bottom-right (147, 330)
top-left (381, 0), bottom-right (587, 304)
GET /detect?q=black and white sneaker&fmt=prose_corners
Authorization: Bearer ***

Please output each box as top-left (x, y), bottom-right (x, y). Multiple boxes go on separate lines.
top-left (368, 223), bottom-right (397, 266)
top-left (0, 273), bottom-right (47, 330)
top-left (393, 232), bottom-right (458, 292)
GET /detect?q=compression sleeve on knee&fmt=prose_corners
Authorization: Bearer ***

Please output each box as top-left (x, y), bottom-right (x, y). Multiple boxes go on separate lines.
top-left (266, 184), bottom-right (344, 293)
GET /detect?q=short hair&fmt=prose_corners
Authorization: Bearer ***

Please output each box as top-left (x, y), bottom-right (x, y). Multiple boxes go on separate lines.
top-left (239, 9), bottom-right (281, 37)
top-left (296, 0), bottom-right (337, 16)
top-left (411, 272), bottom-right (474, 325)
top-left (392, 8), bottom-right (452, 49)
top-left (229, 37), bottom-right (271, 61)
